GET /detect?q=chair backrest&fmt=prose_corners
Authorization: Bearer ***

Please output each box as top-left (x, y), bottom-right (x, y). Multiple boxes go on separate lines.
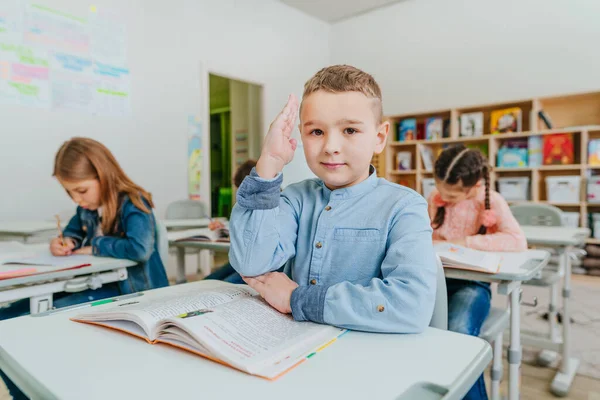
top-left (165, 199), bottom-right (208, 220)
top-left (154, 217), bottom-right (169, 268)
top-left (429, 255), bottom-right (448, 330)
top-left (509, 203), bottom-right (563, 227)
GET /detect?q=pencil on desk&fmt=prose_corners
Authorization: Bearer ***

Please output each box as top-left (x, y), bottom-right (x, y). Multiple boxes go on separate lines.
top-left (55, 214), bottom-right (66, 248)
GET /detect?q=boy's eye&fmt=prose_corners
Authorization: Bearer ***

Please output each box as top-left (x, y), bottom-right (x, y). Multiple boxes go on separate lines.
top-left (77, 190), bottom-right (88, 194)
top-left (344, 128), bottom-right (357, 134)
top-left (310, 129), bottom-right (324, 136)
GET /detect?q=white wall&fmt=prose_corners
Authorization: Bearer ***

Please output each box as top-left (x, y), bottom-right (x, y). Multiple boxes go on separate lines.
top-left (0, 0), bottom-right (329, 221)
top-left (330, 0), bottom-right (600, 116)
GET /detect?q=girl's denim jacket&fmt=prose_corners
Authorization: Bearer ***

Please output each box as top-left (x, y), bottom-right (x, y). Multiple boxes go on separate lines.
top-left (63, 195), bottom-right (169, 294)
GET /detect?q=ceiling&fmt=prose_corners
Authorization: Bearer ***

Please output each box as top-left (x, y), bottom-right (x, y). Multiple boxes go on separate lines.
top-left (279, 0), bottom-right (407, 23)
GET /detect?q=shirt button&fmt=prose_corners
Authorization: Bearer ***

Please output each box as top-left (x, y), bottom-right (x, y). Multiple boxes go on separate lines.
top-left (315, 242), bottom-right (323, 249)
top-left (325, 206), bottom-right (332, 211)
top-left (310, 279), bottom-right (317, 285)
top-left (377, 305), bottom-right (385, 312)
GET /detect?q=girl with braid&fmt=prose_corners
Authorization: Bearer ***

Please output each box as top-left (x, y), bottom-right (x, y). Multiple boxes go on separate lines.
top-left (427, 145), bottom-right (527, 400)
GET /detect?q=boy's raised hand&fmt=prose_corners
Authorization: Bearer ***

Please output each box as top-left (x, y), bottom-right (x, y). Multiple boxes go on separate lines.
top-left (256, 94), bottom-right (299, 179)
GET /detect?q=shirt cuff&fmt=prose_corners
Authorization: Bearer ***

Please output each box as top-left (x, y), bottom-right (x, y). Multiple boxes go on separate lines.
top-left (236, 168), bottom-right (283, 210)
top-left (291, 285), bottom-right (329, 324)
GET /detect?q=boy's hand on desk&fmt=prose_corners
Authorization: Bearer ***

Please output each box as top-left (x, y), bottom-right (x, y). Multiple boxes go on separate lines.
top-left (50, 237), bottom-right (76, 256)
top-left (256, 94), bottom-right (299, 179)
top-left (243, 272), bottom-right (298, 314)
top-left (73, 246), bottom-right (92, 255)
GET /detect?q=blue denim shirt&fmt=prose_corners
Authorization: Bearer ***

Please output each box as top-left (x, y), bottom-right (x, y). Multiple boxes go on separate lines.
top-left (229, 168), bottom-right (437, 333)
top-left (63, 196), bottom-right (169, 294)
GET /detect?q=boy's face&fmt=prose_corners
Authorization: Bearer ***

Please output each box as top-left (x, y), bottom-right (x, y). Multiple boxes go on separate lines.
top-left (299, 90), bottom-right (389, 190)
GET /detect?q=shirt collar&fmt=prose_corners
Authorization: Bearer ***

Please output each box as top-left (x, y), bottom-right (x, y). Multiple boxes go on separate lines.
top-left (319, 165), bottom-right (379, 200)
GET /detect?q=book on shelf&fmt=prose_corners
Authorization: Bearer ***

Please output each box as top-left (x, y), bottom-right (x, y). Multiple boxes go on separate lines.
top-left (416, 121), bottom-right (426, 140)
top-left (543, 133), bottom-right (574, 165)
top-left (460, 112), bottom-right (484, 137)
top-left (71, 282), bottom-right (346, 380)
top-left (589, 139), bottom-right (600, 166)
top-left (528, 136), bottom-right (542, 167)
top-left (435, 243), bottom-right (501, 274)
top-left (497, 139), bottom-right (528, 167)
top-left (398, 119), bottom-right (416, 141)
top-left (425, 117), bottom-right (444, 140)
top-left (490, 107), bottom-right (522, 134)
top-left (419, 145), bottom-right (435, 171)
top-left (395, 151), bottom-right (412, 170)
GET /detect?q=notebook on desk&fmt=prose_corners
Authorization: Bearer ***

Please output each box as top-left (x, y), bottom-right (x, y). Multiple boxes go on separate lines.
top-left (435, 243), bottom-right (501, 274)
top-left (72, 283), bottom-right (345, 380)
top-left (168, 227), bottom-right (230, 243)
top-left (0, 243), bottom-right (93, 279)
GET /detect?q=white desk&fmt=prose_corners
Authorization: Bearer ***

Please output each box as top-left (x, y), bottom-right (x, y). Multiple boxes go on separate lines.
top-left (444, 249), bottom-right (550, 400)
top-left (520, 225), bottom-right (590, 397)
top-left (163, 218), bottom-right (211, 230)
top-left (0, 245), bottom-right (136, 314)
top-left (0, 281), bottom-right (492, 400)
top-left (0, 221), bottom-right (57, 243)
top-left (168, 238), bottom-right (230, 284)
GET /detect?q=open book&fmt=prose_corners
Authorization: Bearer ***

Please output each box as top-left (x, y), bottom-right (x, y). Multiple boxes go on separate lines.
top-left (72, 283), bottom-right (345, 380)
top-left (435, 243), bottom-right (501, 273)
top-left (0, 242), bottom-right (93, 279)
top-left (168, 227), bottom-right (230, 243)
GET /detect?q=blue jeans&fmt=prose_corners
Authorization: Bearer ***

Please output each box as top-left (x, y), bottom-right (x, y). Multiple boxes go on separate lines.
top-left (0, 284), bottom-right (121, 399)
top-left (447, 278), bottom-right (491, 400)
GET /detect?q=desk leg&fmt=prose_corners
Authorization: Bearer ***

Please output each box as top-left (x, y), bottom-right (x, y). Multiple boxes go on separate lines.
top-left (551, 248), bottom-right (579, 397)
top-left (176, 247), bottom-right (187, 284)
top-left (508, 283), bottom-right (521, 400)
top-left (29, 294), bottom-right (53, 314)
top-left (538, 254), bottom-right (562, 368)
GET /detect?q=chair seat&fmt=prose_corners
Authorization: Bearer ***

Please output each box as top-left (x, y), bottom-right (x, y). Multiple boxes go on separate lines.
top-left (480, 307), bottom-right (510, 343)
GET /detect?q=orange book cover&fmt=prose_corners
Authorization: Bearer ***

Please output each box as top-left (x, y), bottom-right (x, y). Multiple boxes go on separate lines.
top-left (543, 134), bottom-right (574, 165)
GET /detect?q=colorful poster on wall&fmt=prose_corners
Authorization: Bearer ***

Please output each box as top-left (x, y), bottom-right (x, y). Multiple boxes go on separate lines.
top-left (0, 2), bottom-right (131, 116)
top-left (0, 39), bottom-right (50, 108)
top-left (188, 116), bottom-right (203, 200)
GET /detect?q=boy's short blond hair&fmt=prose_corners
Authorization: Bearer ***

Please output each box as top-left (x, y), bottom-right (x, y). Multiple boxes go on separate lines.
top-left (302, 65), bottom-right (383, 122)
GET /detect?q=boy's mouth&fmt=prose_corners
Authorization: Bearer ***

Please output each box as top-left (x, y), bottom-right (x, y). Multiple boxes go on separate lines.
top-left (321, 162), bottom-right (346, 170)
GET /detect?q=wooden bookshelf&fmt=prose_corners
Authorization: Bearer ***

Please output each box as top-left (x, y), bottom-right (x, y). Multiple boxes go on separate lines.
top-left (380, 90), bottom-right (600, 243)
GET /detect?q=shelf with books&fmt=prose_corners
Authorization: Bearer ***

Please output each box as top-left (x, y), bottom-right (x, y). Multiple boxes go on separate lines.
top-left (456, 99), bottom-right (534, 136)
top-left (389, 170), bottom-right (417, 175)
top-left (390, 109), bottom-right (453, 142)
top-left (383, 90), bottom-right (600, 230)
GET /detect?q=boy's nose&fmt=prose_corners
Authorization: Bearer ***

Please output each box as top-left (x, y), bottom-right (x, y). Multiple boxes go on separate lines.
top-left (324, 135), bottom-right (341, 154)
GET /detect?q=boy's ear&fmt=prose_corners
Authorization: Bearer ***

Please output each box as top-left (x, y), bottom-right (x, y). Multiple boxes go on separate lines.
top-left (374, 121), bottom-right (390, 154)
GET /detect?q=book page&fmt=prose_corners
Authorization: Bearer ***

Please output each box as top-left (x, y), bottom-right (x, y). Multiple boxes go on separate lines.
top-left (74, 286), bottom-right (256, 340)
top-left (167, 228), bottom-right (213, 242)
top-left (434, 243), bottom-right (501, 273)
top-left (167, 297), bottom-right (343, 377)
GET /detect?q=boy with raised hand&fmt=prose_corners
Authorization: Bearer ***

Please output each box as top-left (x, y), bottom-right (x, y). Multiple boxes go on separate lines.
top-left (229, 65), bottom-right (436, 333)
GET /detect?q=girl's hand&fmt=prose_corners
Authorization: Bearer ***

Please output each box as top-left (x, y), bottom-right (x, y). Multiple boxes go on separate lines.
top-left (50, 237), bottom-right (76, 256)
top-left (73, 246), bottom-right (93, 255)
top-left (208, 220), bottom-right (226, 231)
